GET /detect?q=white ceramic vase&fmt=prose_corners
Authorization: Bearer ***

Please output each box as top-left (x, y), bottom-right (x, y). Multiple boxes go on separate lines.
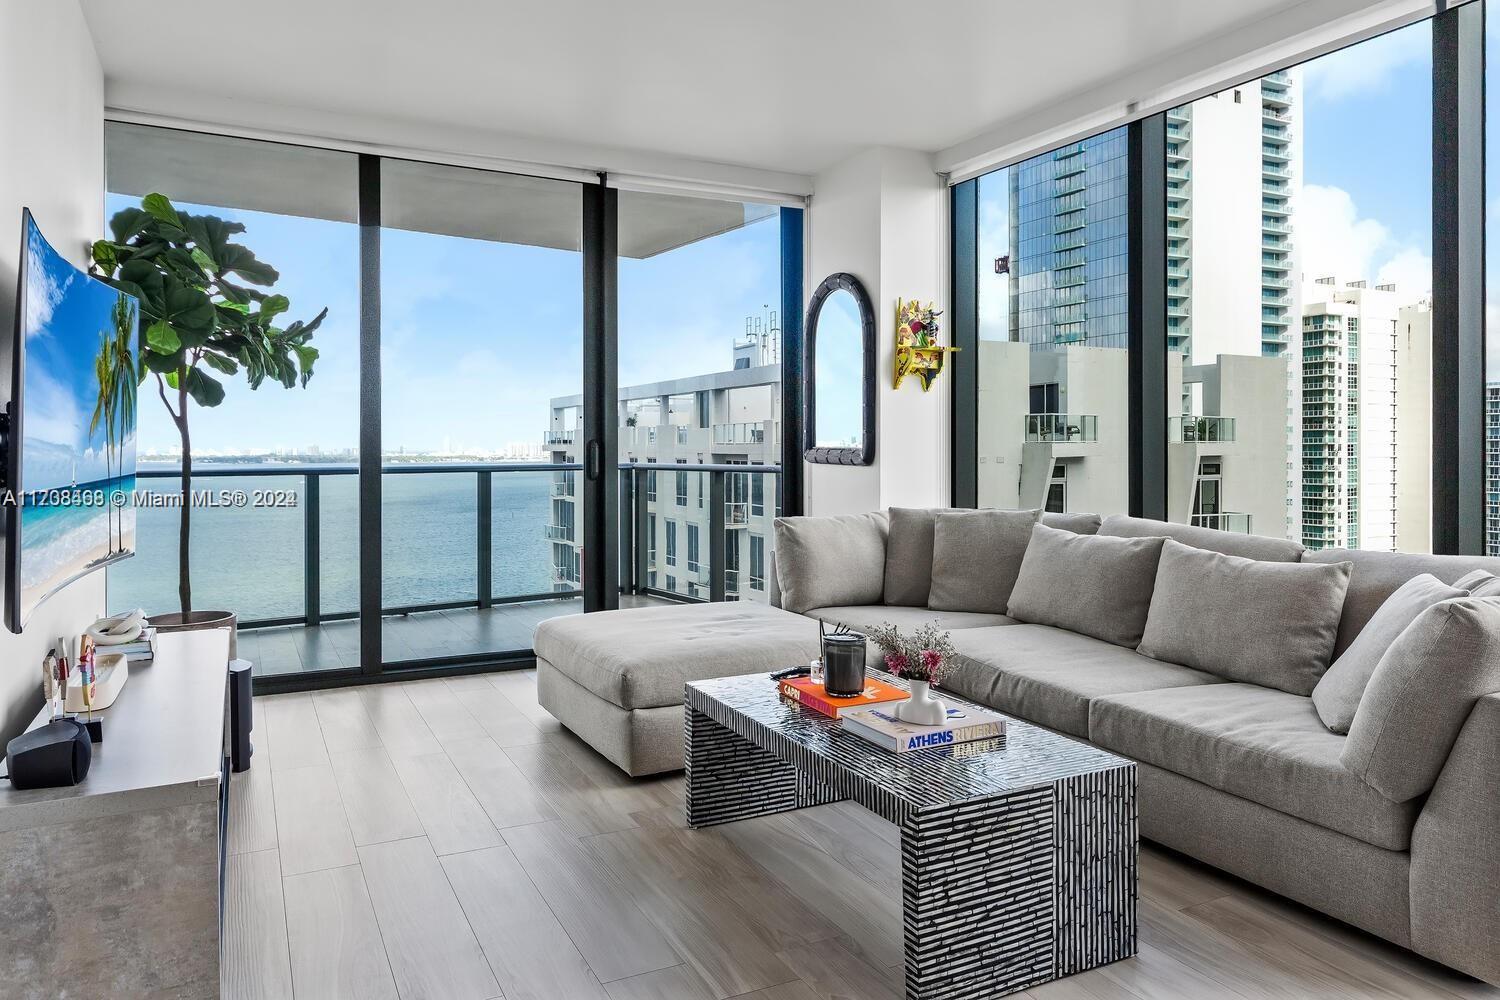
top-left (895, 679), bottom-right (946, 726)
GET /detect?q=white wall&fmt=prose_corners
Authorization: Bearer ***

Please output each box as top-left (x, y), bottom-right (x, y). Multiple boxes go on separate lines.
top-left (804, 147), bottom-right (947, 516)
top-left (0, 0), bottom-right (105, 741)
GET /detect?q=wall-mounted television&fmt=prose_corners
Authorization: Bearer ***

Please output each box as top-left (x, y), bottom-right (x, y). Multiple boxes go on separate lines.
top-left (5, 209), bottom-right (139, 633)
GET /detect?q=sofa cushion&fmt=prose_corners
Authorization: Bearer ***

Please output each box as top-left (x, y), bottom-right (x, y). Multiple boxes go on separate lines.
top-left (1312, 574), bottom-right (1467, 734)
top-left (1090, 684), bottom-right (1421, 851)
top-left (1006, 524), bottom-right (1165, 648)
top-left (928, 508), bottom-right (1040, 614)
top-left (533, 602), bottom-right (820, 710)
top-left (944, 624), bottom-right (1223, 737)
top-left (1138, 539), bottom-right (1351, 696)
top-left (1302, 548), bottom-right (1500, 656)
top-left (805, 605), bottom-right (1016, 634)
top-left (883, 507), bottom-right (953, 607)
top-left (1343, 597), bottom-right (1500, 803)
top-left (774, 512), bottom-right (888, 615)
top-left (1099, 513), bottom-right (1305, 562)
top-left (1042, 511), bottom-right (1102, 535)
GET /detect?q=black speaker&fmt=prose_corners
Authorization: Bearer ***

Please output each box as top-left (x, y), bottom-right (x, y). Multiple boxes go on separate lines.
top-left (229, 659), bottom-right (253, 773)
top-left (6, 718), bottom-right (92, 789)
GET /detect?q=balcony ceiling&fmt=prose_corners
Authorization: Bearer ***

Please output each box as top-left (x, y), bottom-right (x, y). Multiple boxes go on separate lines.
top-left (83, 0), bottom-right (1395, 181)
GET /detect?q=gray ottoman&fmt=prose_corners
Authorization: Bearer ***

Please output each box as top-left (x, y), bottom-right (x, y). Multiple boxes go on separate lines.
top-left (534, 602), bottom-right (822, 776)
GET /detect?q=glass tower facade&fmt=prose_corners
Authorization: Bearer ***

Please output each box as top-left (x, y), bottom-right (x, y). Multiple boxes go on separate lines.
top-left (1008, 126), bottom-right (1130, 349)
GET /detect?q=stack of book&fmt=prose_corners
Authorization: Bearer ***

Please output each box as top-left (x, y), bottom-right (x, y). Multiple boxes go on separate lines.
top-left (841, 702), bottom-right (1006, 753)
top-left (107, 627), bottom-right (156, 663)
top-left (777, 675), bottom-right (907, 718)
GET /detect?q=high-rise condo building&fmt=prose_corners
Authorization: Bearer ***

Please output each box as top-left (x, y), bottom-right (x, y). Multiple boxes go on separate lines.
top-left (1298, 279), bottom-right (1431, 551)
top-left (1488, 382), bottom-right (1500, 557)
top-left (544, 320), bottom-right (782, 604)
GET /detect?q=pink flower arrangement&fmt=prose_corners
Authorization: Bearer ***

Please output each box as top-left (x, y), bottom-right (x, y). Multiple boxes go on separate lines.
top-left (867, 621), bottom-right (957, 685)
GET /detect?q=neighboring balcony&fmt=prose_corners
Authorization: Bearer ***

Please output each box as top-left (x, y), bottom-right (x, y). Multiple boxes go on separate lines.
top-left (1191, 512), bottom-right (1252, 534)
top-left (543, 430), bottom-right (576, 445)
top-left (713, 422), bottom-right (769, 446)
top-left (1170, 415), bottom-right (1237, 443)
top-left (1025, 413), bottom-right (1099, 444)
top-left (545, 523), bottom-right (574, 542)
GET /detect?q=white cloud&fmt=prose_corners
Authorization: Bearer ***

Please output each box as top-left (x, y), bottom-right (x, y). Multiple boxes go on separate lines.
top-left (23, 241), bottom-right (72, 337)
top-left (1297, 184), bottom-right (1430, 298)
top-left (1300, 25), bottom-right (1428, 103)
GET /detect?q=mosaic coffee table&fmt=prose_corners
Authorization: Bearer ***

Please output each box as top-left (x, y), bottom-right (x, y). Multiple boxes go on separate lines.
top-left (685, 672), bottom-right (1137, 1000)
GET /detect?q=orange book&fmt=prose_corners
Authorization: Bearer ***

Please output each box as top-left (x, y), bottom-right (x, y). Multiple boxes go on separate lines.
top-left (778, 676), bottom-right (908, 719)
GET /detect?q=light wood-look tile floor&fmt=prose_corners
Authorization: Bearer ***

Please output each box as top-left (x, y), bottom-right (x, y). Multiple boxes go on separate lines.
top-left (229, 670), bottom-right (1500, 1000)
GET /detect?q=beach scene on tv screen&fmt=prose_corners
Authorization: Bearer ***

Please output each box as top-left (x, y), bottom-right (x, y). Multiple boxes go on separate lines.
top-left (20, 215), bottom-right (138, 621)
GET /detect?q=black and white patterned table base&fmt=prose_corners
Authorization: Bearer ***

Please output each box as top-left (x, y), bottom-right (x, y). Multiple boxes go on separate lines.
top-left (685, 705), bottom-right (1137, 1000)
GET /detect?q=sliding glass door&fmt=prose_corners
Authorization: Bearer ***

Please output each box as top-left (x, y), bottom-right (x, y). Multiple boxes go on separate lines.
top-left (378, 160), bottom-right (584, 665)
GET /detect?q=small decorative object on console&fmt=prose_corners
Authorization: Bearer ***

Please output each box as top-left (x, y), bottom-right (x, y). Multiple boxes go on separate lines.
top-left (892, 298), bottom-right (956, 391)
top-left (867, 620), bottom-right (957, 726)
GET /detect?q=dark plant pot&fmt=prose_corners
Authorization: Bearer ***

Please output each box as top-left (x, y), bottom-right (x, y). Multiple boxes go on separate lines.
top-left (151, 610), bottom-right (238, 660)
top-left (821, 632), bottom-right (867, 697)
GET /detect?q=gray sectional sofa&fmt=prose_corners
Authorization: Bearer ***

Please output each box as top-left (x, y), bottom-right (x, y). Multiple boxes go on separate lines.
top-left (535, 508), bottom-right (1500, 986)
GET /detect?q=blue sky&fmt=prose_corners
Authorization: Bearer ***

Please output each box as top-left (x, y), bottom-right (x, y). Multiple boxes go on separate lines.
top-left (103, 192), bottom-right (782, 456)
top-left (22, 213), bottom-right (137, 491)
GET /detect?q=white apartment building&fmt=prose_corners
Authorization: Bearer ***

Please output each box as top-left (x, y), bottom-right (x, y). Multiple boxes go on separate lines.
top-left (976, 342), bottom-right (1286, 535)
top-left (545, 324), bottom-right (782, 604)
top-left (1299, 279), bottom-right (1431, 551)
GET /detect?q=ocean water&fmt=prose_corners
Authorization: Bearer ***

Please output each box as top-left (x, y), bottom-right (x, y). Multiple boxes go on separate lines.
top-left (105, 467), bottom-right (568, 620)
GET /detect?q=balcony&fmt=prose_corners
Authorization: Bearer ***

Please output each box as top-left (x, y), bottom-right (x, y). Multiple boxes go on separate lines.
top-left (551, 479), bottom-right (574, 498)
top-left (1190, 512), bottom-right (1252, 533)
top-left (543, 430), bottom-right (576, 445)
top-left (1025, 413), bottom-right (1099, 443)
top-left (1170, 415), bottom-right (1236, 443)
top-left (111, 461), bottom-right (781, 675)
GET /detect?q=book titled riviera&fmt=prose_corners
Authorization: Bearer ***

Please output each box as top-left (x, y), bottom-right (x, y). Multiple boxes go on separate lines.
top-left (777, 676), bottom-right (908, 718)
top-left (840, 702), bottom-right (1006, 753)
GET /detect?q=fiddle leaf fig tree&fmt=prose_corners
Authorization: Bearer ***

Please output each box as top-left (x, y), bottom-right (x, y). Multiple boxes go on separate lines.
top-left (90, 192), bottom-right (327, 616)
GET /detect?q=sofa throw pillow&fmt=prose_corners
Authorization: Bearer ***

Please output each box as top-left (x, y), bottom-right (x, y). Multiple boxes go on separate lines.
top-left (883, 507), bottom-right (955, 607)
top-left (773, 513), bottom-right (888, 615)
top-left (1311, 574), bottom-right (1468, 734)
top-left (1458, 571), bottom-right (1500, 597)
top-left (1343, 597), bottom-right (1500, 802)
top-left (1006, 524), bottom-right (1165, 648)
top-left (1041, 511), bottom-right (1102, 536)
top-left (1138, 539), bottom-right (1351, 695)
top-left (927, 509), bottom-right (1041, 614)
top-left (1451, 569), bottom-right (1495, 592)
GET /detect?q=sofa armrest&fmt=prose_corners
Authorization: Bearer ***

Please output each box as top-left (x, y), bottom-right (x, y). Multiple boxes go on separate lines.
top-left (1410, 692), bottom-right (1500, 985)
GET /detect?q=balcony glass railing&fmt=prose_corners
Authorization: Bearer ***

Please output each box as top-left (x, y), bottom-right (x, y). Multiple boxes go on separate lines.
top-left (543, 430), bottom-right (576, 445)
top-left (1190, 512), bottom-right (1252, 534)
top-left (619, 462), bottom-right (782, 604)
top-left (1024, 413), bottom-right (1099, 443)
top-left (1170, 415), bottom-right (1237, 443)
top-left (109, 463), bottom-right (587, 629)
top-left (713, 422), bottom-right (767, 445)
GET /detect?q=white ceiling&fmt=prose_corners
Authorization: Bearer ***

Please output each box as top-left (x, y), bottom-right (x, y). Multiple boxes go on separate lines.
top-left (80, 0), bottom-right (1414, 184)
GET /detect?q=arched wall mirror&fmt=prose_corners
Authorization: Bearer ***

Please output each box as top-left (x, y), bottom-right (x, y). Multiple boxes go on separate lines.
top-left (804, 272), bottom-right (876, 466)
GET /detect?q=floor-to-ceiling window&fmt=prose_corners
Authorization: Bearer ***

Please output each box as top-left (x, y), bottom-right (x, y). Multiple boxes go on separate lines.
top-left (103, 124), bottom-right (362, 677)
top-left (975, 127), bottom-right (1130, 515)
top-left (378, 160), bottom-right (584, 662)
top-left (955, 5), bottom-right (1485, 557)
top-left (1164, 21), bottom-right (1433, 552)
top-left (616, 190), bottom-right (788, 603)
top-left (102, 127), bottom-right (801, 689)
